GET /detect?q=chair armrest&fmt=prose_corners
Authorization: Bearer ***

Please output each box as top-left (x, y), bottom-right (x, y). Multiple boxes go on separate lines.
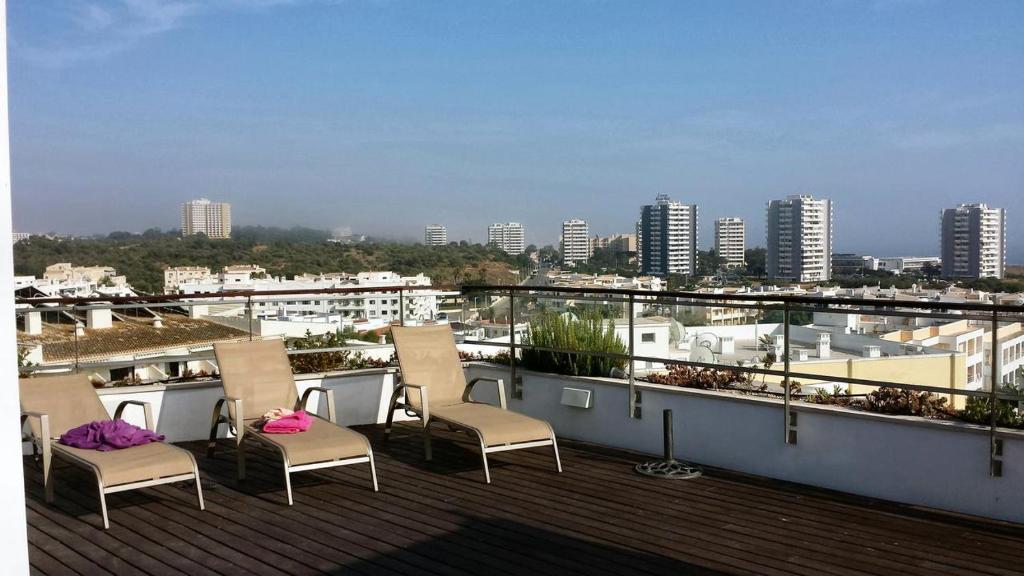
top-left (21, 410), bottom-right (52, 442)
top-left (212, 396), bottom-right (244, 439)
top-left (465, 377), bottom-right (507, 409)
top-left (299, 387), bottom-right (336, 424)
top-left (114, 400), bottom-right (155, 430)
top-left (396, 383), bottom-right (429, 424)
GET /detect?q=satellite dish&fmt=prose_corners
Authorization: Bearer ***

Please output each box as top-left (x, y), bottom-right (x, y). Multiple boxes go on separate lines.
top-left (694, 332), bottom-right (720, 351)
top-left (689, 341), bottom-right (717, 364)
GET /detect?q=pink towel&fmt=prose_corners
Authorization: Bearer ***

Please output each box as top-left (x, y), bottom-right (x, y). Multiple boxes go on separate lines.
top-left (262, 410), bottom-right (312, 434)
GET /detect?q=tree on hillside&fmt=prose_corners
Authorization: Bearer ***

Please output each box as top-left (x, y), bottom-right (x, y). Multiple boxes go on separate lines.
top-left (744, 247), bottom-right (766, 277)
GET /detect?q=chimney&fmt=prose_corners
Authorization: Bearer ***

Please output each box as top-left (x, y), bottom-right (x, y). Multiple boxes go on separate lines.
top-left (153, 316), bottom-right (164, 329)
top-left (862, 345), bottom-right (881, 358)
top-left (86, 307), bottom-right (112, 330)
top-left (817, 333), bottom-right (831, 359)
top-left (718, 335), bottom-right (735, 355)
top-left (24, 311), bottom-right (42, 336)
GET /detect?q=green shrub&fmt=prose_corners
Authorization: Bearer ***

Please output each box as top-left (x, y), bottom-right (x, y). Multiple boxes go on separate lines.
top-left (959, 385), bottom-right (1024, 428)
top-left (521, 311), bottom-right (627, 378)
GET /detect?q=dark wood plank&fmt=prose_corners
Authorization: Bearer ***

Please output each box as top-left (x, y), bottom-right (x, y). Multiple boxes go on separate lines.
top-left (28, 542), bottom-right (75, 576)
top-left (24, 424), bottom-right (1024, 576)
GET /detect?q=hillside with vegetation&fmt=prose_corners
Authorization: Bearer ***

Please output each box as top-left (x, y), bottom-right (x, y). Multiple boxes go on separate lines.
top-left (14, 227), bottom-right (533, 294)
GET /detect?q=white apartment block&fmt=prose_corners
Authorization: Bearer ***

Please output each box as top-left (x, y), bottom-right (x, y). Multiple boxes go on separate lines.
top-left (941, 203), bottom-right (1006, 279)
top-left (767, 195), bottom-right (832, 283)
top-left (181, 198), bottom-right (231, 239)
top-left (637, 195), bottom-right (698, 276)
top-left (424, 224), bottom-right (448, 246)
top-left (487, 222), bottom-right (525, 255)
top-left (987, 323), bottom-right (1024, 387)
top-left (163, 266), bottom-right (212, 294)
top-left (561, 219), bottom-right (590, 267)
top-left (714, 218), bottom-right (745, 269)
top-left (168, 267), bottom-right (440, 324)
top-left (17, 263), bottom-right (133, 299)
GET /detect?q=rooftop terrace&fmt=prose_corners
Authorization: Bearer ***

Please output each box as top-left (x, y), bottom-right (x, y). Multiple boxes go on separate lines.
top-left (25, 424), bottom-right (1024, 576)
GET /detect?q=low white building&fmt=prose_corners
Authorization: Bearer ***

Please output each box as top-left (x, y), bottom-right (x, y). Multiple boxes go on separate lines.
top-left (166, 266), bottom-right (445, 328)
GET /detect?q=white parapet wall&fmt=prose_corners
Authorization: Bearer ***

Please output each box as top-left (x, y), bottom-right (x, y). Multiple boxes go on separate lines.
top-left (84, 368), bottom-right (405, 443)
top-left (22, 362), bottom-right (1024, 524)
top-left (464, 363), bottom-right (1024, 524)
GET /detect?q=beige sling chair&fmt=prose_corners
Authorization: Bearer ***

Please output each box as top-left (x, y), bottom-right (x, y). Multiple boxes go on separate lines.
top-left (19, 374), bottom-right (204, 529)
top-left (387, 324), bottom-right (561, 483)
top-left (209, 339), bottom-right (378, 504)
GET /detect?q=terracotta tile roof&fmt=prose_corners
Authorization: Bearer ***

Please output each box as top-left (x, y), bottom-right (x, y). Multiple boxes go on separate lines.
top-left (18, 314), bottom-right (252, 363)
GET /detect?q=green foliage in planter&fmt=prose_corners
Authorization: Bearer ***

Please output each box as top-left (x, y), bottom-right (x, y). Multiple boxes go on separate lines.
top-left (863, 387), bottom-right (953, 418)
top-left (288, 330), bottom-right (394, 374)
top-left (459, 350), bottom-right (513, 365)
top-left (959, 385), bottom-right (1024, 428)
top-left (521, 311), bottom-right (627, 378)
top-left (805, 385), bottom-right (855, 406)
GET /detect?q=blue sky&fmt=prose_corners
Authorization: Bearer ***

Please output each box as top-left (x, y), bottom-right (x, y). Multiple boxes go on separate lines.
top-left (7, 0), bottom-right (1023, 258)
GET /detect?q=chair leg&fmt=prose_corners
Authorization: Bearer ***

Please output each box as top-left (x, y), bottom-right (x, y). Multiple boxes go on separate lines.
top-left (207, 399), bottom-right (225, 458)
top-left (368, 452), bottom-right (379, 492)
top-left (195, 477), bottom-right (206, 511)
top-left (92, 470), bottom-right (110, 530)
top-left (479, 441), bottom-right (491, 484)
top-left (236, 437), bottom-right (247, 481)
top-left (551, 438), bottom-right (563, 473)
top-left (42, 444), bottom-right (54, 504)
top-left (384, 388), bottom-right (402, 438)
top-left (423, 421), bottom-right (433, 461)
top-left (189, 455), bottom-right (206, 511)
top-left (283, 467), bottom-right (293, 506)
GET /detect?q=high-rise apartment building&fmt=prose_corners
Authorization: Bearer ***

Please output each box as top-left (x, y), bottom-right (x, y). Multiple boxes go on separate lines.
top-left (636, 195), bottom-right (698, 276)
top-left (487, 222), bottom-right (526, 255)
top-left (561, 219), bottom-right (590, 267)
top-left (714, 217), bottom-right (745, 269)
top-left (424, 224), bottom-right (448, 246)
top-left (766, 195), bottom-right (833, 282)
top-left (181, 198), bottom-right (231, 238)
top-left (940, 203), bottom-right (1006, 279)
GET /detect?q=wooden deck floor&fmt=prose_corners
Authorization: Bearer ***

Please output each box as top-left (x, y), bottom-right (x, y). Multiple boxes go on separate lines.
top-left (24, 424), bottom-right (1024, 576)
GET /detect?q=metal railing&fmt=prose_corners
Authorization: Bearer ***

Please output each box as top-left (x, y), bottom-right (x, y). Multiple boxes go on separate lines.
top-left (15, 284), bottom-right (458, 377)
top-left (460, 284), bottom-right (1024, 477)
top-left (15, 282), bottom-right (1024, 476)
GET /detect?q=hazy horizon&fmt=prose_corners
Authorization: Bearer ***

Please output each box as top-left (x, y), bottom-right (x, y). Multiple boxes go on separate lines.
top-left (8, 1), bottom-right (1023, 259)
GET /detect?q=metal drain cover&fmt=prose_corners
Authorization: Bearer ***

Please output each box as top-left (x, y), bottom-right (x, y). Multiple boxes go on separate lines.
top-left (635, 459), bottom-right (702, 480)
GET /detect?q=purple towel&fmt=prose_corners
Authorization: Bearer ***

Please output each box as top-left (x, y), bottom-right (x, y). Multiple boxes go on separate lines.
top-left (59, 419), bottom-right (165, 452)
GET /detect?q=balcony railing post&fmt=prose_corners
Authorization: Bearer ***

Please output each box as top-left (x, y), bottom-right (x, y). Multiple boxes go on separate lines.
top-left (990, 309), bottom-right (1002, 477)
top-left (246, 295), bottom-right (253, 341)
top-left (783, 301), bottom-right (795, 444)
top-left (399, 287), bottom-right (405, 326)
top-left (72, 304), bottom-right (80, 373)
top-left (509, 288), bottom-right (521, 400)
top-left (628, 294), bottom-right (639, 419)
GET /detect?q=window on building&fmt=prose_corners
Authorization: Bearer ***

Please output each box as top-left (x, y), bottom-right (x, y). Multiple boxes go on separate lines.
top-left (641, 332), bottom-right (656, 343)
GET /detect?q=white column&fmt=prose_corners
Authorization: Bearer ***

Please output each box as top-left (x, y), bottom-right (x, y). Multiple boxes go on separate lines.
top-left (0, 1), bottom-right (31, 572)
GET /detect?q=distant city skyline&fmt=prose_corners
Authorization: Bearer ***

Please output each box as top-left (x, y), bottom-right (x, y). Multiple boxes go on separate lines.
top-left (7, 1), bottom-right (1023, 259)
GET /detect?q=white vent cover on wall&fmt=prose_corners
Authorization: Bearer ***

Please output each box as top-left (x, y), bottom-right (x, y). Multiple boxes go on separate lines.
top-left (561, 387), bottom-right (593, 409)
